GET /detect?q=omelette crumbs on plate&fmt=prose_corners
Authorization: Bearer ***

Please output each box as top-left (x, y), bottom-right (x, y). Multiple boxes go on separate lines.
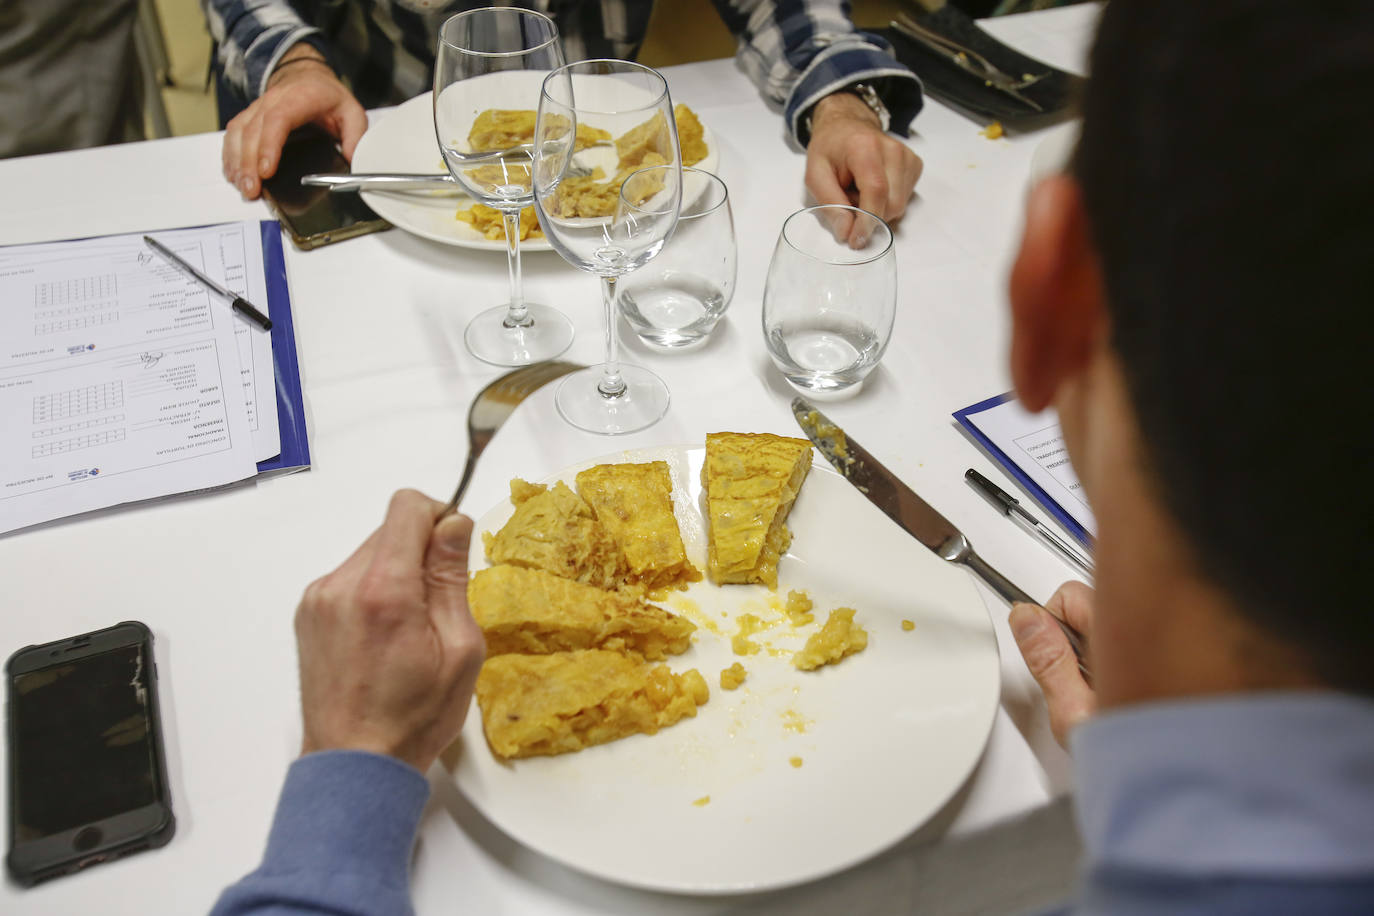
top-left (720, 662), bottom-right (748, 690)
top-left (981, 121), bottom-right (1004, 139)
top-left (783, 589), bottom-right (815, 625)
top-left (794, 608), bottom-right (868, 671)
top-left (789, 756), bottom-right (803, 768)
top-left (901, 619), bottom-right (915, 631)
top-left (693, 795), bottom-right (711, 807)
top-left (781, 709), bottom-right (811, 734)
top-left (731, 613), bottom-right (767, 656)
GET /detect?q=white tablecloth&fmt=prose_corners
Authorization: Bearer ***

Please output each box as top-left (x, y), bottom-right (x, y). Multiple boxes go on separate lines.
top-left (0, 5), bottom-right (1100, 913)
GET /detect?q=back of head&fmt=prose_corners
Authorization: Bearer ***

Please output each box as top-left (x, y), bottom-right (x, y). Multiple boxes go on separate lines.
top-left (1073, 0), bottom-right (1374, 692)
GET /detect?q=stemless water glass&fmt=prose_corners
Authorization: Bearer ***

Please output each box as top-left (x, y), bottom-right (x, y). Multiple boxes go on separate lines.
top-left (762, 205), bottom-right (896, 397)
top-left (434, 8), bottom-right (574, 366)
top-left (532, 60), bottom-right (682, 434)
top-left (619, 167), bottom-right (735, 349)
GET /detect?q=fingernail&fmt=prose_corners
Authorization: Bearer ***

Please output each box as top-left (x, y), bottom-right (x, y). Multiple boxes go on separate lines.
top-left (259, 158), bottom-right (271, 175)
top-left (1009, 603), bottom-right (1045, 643)
top-left (238, 177), bottom-right (254, 195)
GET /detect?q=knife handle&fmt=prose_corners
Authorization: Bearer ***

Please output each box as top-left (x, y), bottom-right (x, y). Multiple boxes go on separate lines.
top-left (964, 551), bottom-right (1092, 682)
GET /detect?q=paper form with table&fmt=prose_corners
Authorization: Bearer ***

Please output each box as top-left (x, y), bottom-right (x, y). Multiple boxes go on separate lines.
top-left (0, 223), bottom-right (280, 534)
top-left (954, 393), bottom-right (1097, 547)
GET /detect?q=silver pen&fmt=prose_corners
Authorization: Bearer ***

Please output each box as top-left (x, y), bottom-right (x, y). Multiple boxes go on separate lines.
top-left (143, 235), bottom-right (272, 331)
top-left (965, 468), bottom-right (1094, 578)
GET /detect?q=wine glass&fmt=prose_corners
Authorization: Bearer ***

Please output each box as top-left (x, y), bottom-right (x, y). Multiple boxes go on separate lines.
top-left (434, 8), bottom-right (574, 366)
top-left (762, 205), bottom-right (896, 398)
top-left (531, 60), bottom-right (682, 434)
top-left (619, 167), bottom-right (736, 349)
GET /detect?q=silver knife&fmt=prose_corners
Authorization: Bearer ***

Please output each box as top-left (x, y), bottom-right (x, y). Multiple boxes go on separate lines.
top-left (301, 172), bottom-right (460, 192)
top-left (791, 397), bottom-right (1090, 677)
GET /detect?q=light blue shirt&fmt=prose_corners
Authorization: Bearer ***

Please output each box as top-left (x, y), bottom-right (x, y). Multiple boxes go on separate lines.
top-left (214, 694), bottom-right (1374, 914)
top-left (1057, 691), bottom-right (1374, 914)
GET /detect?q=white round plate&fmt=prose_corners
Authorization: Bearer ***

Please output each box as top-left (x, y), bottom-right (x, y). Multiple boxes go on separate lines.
top-left (452, 444), bottom-right (1001, 894)
top-left (352, 90), bottom-right (720, 251)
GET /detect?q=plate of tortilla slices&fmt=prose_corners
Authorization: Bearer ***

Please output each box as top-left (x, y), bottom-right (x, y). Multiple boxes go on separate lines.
top-left (449, 438), bottom-right (1000, 894)
top-left (351, 85), bottom-right (719, 252)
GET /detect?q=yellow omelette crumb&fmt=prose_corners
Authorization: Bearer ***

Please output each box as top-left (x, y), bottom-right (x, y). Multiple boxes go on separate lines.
top-left (731, 613), bottom-right (766, 656)
top-left (901, 619), bottom-right (916, 631)
top-left (783, 589), bottom-right (815, 625)
top-left (720, 662), bottom-right (748, 690)
top-left (789, 756), bottom-right (804, 768)
top-left (692, 795), bottom-right (711, 807)
top-left (781, 708), bottom-right (811, 734)
top-left (796, 409), bottom-right (853, 466)
top-left (794, 607), bottom-right (868, 671)
top-left (981, 120), bottom-right (1004, 140)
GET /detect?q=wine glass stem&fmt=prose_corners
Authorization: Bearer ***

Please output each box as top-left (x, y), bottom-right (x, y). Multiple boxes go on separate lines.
top-left (501, 208), bottom-right (530, 328)
top-left (598, 275), bottom-right (625, 398)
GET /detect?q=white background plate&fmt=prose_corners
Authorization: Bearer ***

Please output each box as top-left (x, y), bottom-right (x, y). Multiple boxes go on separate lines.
top-left (452, 445), bottom-right (1001, 894)
top-left (352, 90), bottom-right (719, 251)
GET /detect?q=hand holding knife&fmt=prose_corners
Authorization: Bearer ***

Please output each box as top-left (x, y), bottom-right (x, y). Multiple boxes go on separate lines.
top-left (791, 397), bottom-right (1091, 682)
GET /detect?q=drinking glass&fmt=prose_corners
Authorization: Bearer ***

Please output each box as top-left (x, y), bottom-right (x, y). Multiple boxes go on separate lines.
top-left (532, 60), bottom-right (682, 434)
top-left (434, 8), bottom-right (574, 366)
top-left (619, 167), bottom-right (735, 349)
top-left (762, 205), bottom-right (896, 397)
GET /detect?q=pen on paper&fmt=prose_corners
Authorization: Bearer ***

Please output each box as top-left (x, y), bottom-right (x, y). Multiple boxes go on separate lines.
top-left (142, 235), bottom-right (273, 331)
top-left (965, 468), bottom-right (1094, 578)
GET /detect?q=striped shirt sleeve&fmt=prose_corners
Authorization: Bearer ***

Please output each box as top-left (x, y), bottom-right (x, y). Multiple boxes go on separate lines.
top-left (710, 0), bottom-right (923, 144)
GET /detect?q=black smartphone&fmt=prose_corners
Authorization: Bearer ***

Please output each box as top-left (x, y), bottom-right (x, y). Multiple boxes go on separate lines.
top-left (5, 621), bottom-right (175, 886)
top-left (261, 125), bottom-right (391, 250)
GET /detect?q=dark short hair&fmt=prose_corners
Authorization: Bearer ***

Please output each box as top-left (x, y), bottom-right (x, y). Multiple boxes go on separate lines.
top-left (1073, 0), bottom-right (1374, 692)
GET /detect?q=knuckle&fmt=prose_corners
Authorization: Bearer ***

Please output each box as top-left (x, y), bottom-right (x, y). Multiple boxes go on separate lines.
top-left (354, 571), bottom-right (402, 616)
top-left (1020, 628), bottom-right (1073, 681)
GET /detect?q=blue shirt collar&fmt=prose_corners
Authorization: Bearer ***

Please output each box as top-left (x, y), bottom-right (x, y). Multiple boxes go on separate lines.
top-left (1071, 691), bottom-right (1374, 877)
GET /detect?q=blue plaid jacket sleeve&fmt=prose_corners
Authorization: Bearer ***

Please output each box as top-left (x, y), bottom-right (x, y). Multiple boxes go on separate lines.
top-left (202, 0), bottom-right (330, 101)
top-left (203, 0), bottom-right (922, 144)
top-left (711, 0), bottom-right (923, 144)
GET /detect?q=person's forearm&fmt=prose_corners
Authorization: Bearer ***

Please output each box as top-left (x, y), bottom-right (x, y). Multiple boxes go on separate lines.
top-left (210, 751), bottom-right (430, 916)
top-left (203, 0), bottom-right (325, 100)
top-left (709, 0), bottom-right (923, 143)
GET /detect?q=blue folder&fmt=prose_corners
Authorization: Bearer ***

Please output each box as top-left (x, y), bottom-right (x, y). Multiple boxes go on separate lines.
top-left (952, 392), bottom-right (1091, 548)
top-left (254, 221), bottom-right (310, 477)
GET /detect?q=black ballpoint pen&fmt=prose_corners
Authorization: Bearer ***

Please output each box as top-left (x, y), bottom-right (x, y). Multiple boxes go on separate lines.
top-left (965, 468), bottom-right (1094, 578)
top-left (142, 235), bottom-right (273, 331)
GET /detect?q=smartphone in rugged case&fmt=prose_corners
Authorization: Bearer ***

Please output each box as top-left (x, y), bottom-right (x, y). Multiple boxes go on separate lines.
top-left (262, 125), bottom-right (392, 250)
top-left (5, 621), bottom-right (175, 886)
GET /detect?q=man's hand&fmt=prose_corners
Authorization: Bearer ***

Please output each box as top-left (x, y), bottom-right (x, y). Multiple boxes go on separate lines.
top-left (1010, 581), bottom-right (1096, 747)
top-left (805, 90), bottom-right (924, 246)
top-left (222, 45), bottom-right (368, 200)
top-left (295, 490), bottom-right (485, 773)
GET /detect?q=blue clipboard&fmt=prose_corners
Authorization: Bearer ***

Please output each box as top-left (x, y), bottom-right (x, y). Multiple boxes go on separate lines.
top-left (953, 392), bottom-right (1091, 548)
top-left (254, 221), bottom-right (310, 477)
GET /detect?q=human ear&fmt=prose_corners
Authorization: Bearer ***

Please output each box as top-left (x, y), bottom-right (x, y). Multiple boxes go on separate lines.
top-left (1008, 175), bottom-right (1105, 413)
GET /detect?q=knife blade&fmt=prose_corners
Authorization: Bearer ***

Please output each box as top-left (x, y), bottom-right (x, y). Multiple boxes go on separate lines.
top-left (791, 397), bottom-right (1090, 677)
top-left (301, 172), bottom-right (461, 192)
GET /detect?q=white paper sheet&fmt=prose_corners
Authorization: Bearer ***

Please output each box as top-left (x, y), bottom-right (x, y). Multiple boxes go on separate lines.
top-left (0, 225), bottom-right (267, 533)
top-left (0, 221), bottom-right (279, 459)
top-left (961, 398), bottom-right (1097, 537)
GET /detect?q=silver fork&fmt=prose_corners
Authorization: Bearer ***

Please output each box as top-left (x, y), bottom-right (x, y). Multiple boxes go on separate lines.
top-left (442, 360), bottom-right (582, 515)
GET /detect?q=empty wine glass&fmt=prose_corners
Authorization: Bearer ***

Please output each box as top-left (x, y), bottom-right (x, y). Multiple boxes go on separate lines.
top-left (762, 205), bottom-right (896, 398)
top-left (434, 8), bottom-right (574, 366)
top-left (532, 60), bottom-right (682, 434)
top-left (619, 167), bottom-right (735, 349)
